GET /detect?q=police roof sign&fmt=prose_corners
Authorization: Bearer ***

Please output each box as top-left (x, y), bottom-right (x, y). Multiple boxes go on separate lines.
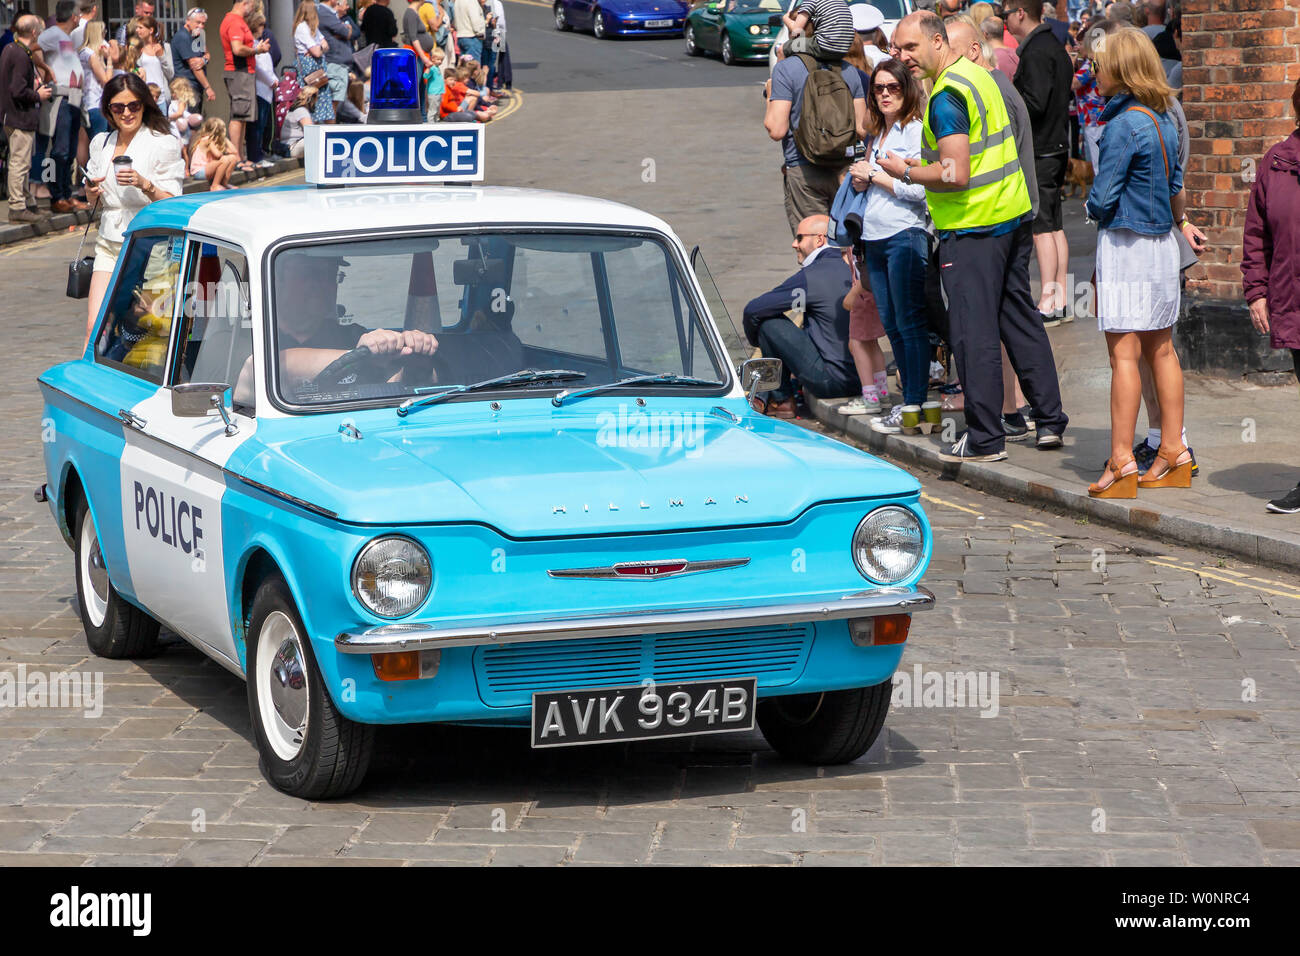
top-left (303, 124), bottom-right (484, 185)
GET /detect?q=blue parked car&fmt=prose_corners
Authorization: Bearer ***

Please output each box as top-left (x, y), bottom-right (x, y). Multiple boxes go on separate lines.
top-left (37, 179), bottom-right (934, 798)
top-left (553, 0), bottom-right (690, 38)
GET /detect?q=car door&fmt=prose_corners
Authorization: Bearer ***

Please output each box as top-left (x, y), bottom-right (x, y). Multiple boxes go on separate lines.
top-left (67, 230), bottom-right (187, 613)
top-left (696, 4), bottom-right (720, 50)
top-left (117, 235), bottom-right (259, 671)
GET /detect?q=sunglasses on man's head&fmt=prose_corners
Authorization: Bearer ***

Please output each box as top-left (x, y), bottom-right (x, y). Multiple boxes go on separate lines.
top-left (108, 100), bottom-right (143, 116)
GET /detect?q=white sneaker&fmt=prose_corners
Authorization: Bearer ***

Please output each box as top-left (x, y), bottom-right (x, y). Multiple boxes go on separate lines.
top-left (838, 396), bottom-right (881, 415)
top-left (256, 159), bottom-right (275, 168)
top-left (870, 405), bottom-right (904, 434)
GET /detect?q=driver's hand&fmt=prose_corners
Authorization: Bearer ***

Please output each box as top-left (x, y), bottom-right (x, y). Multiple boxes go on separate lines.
top-left (399, 330), bottom-right (439, 356)
top-left (355, 328), bottom-right (430, 356)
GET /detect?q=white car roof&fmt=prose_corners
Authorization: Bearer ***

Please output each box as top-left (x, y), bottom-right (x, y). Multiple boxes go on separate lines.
top-left (175, 184), bottom-right (678, 252)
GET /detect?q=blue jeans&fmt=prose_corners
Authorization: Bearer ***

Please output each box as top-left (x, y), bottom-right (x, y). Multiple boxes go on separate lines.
top-left (44, 102), bottom-right (81, 201)
top-left (457, 36), bottom-right (483, 63)
top-left (862, 226), bottom-right (930, 406)
top-left (87, 107), bottom-right (109, 140)
top-left (755, 317), bottom-right (859, 402)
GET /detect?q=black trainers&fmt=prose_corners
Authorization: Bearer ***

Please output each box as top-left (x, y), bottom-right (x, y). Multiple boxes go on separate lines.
top-left (938, 432), bottom-right (1007, 463)
top-left (1018, 405), bottom-right (1037, 431)
top-left (1001, 412), bottom-right (1030, 441)
top-left (1132, 440), bottom-right (1158, 474)
top-left (1267, 483), bottom-right (1300, 514)
top-left (1036, 428), bottom-right (1064, 450)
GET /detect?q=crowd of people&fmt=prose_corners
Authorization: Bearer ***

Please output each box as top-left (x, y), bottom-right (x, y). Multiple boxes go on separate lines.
top-left (746, 0), bottom-right (1300, 512)
top-left (0, 0), bottom-right (513, 218)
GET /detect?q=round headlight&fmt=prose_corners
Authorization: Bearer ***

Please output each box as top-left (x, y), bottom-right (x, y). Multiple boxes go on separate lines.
top-left (852, 507), bottom-right (924, 584)
top-left (352, 536), bottom-right (432, 618)
top-left (749, 23), bottom-right (761, 34)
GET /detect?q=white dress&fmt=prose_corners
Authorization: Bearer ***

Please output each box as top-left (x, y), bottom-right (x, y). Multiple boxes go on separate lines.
top-left (1095, 227), bottom-right (1181, 332)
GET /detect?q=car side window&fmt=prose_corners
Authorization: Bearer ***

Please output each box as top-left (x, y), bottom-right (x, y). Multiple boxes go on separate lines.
top-left (173, 241), bottom-right (256, 414)
top-left (94, 233), bottom-right (184, 384)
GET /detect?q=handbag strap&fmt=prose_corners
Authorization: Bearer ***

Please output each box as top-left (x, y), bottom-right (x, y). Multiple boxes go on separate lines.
top-left (1125, 105), bottom-right (1170, 181)
top-left (74, 197), bottom-right (100, 260)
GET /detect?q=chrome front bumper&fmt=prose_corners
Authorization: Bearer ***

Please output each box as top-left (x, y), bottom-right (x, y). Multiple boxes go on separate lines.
top-left (334, 586), bottom-right (935, 654)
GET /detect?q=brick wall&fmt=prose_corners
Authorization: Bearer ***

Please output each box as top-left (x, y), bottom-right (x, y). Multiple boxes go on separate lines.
top-left (1181, 0), bottom-right (1300, 302)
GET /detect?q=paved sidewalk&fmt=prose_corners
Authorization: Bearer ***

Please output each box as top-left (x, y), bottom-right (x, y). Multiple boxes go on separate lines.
top-left (806, 206), bottom-right (1300, 567)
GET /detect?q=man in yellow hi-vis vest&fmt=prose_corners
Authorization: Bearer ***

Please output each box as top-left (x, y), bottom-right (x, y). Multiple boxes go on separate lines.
top-left (879, 11), bottom-right (1068, 463)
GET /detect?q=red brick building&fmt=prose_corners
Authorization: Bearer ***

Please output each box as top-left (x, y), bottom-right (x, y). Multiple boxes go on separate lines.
top-left (1176, 0), bottom-right (1300, 376)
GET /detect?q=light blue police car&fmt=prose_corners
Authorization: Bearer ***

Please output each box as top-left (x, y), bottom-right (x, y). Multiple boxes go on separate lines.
top-left (36, 59), bottom-right (933, 798)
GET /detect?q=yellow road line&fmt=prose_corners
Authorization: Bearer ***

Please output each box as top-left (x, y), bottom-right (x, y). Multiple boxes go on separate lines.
top-left (920, 492), bottom-right (983, 518)
top-left (491, 87), bottom-right (524, 123)
top-left (1146, 559), bottom-right (1300, 601)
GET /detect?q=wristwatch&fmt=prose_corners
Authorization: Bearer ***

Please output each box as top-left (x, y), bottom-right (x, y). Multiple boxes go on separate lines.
top-left (901, 167), bottom-right (912, 186)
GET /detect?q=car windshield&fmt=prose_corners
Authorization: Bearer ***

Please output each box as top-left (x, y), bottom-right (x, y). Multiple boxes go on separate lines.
top-left (730, 0), bottom-right (783, 12)
top-left (270, 231), bottom-right (728, 409)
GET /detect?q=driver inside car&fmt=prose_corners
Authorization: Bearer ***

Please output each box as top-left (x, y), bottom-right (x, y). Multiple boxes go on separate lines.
top-left (276, 254), bottom-right (439, 396)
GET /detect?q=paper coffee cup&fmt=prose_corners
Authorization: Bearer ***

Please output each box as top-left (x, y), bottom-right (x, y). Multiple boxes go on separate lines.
top-left (901, 405), bottom-right (922, 429)
top-left (922, 401), bottom-right (942, 425)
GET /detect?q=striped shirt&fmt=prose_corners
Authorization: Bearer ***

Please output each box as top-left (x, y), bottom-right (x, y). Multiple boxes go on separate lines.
top-left (794, 0), bottom-right (854, 57)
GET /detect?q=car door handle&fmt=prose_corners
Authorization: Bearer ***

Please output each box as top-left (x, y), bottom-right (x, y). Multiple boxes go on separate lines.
top-left (118, 409), bottom-right (148, 431)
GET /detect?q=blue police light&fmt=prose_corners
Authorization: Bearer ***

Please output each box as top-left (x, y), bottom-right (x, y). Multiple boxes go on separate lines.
top-left (368, 47), bottom-right (422, 125)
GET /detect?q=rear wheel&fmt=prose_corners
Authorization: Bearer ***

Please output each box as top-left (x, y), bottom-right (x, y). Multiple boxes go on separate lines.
top-left (721, 33), bottom-right (735, 65)
top-left (554, 2), bottom-right (571, 30)
top-left (593, 10), bottom-right (608, 38)
top-left (757, 681), bottom-right (892, 764)
top-left (74, 498), bottom-right (160, 658)
top-left (246, 575), bottom-right (374, 799)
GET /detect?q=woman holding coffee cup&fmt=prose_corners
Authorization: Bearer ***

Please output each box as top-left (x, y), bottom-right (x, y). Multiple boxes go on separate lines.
top-left (83, 72), bottom-right (185, 349)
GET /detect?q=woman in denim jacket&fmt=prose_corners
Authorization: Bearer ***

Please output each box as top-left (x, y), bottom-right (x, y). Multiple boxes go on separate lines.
top-left (1083, 27), bottom-right (1191, 498)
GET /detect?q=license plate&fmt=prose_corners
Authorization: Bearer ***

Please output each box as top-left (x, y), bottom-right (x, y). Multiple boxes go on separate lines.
top-left (645, 19), bottom-right (673, 27)
top-left (531, 677), bottom-right (757, 748)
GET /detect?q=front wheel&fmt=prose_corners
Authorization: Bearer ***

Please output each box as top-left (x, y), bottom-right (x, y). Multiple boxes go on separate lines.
top-left (74, 497), bottom-right (160, 658)
top-left (684, 24), bottom-right (700, 55)
top-left (246, 576), bottom-right (374, 799)
top-left (554, 2), bottom-right (571, 30)
top-left (721, 33), bottom-right (735, 65)
top-left (757, 681), bottom-right (891, 764)
top-left (593, 10), bottom-right (608, 38)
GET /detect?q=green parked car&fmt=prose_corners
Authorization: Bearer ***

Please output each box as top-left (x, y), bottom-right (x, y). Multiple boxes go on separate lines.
top-left (684, 0), bottom-right (783, 65)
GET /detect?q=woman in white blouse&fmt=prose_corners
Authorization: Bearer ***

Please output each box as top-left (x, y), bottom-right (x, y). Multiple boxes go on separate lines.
top-left (83, 72), bottom-right (186, 348)
top-left (846, 59), bottom-right (932, 435)
top-left (133, 14), bottom-right (174, 113)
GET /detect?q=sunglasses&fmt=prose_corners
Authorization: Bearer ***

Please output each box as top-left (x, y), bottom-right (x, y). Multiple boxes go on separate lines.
top-left (108, 100), bottom-right (144, 117)
top-left (794, 232), bottom-right (826, 241)
top-left (874, 82), bottom-right (903, 96)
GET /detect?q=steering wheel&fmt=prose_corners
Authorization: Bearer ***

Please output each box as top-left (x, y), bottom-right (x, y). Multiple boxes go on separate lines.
top-left (309, 343), bottom-right (448, 392)
top-left (309, 346), bottom-right (387, 389)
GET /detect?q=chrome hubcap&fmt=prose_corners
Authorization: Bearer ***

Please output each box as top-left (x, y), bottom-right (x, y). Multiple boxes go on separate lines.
top-left (79, 512), bottom-right (108, 628)
top-left (257, 611), bottom-right (309, 761)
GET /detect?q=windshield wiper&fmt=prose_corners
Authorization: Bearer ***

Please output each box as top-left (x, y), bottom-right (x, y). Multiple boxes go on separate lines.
top-left (396, 369), bottom-right (588, 417)
top-left (551, 373), bottom-right (725, 408)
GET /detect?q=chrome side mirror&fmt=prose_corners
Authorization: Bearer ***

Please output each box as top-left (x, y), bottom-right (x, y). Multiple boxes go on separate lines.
top-left (739, 357), bottom-right (782, 404)
top-left (172, 382), bottom-right (238, 436)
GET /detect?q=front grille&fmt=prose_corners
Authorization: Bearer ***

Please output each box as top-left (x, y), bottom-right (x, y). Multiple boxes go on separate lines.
top-left (475, 624), bottom-right (813, 707)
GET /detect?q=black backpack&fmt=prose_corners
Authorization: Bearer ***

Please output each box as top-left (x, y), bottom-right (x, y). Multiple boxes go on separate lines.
top-left (792, 53), bottom-right (856, 167)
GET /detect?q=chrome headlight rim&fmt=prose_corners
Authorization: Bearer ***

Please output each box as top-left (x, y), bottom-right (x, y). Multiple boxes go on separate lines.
top-left (851, 505), bottom-right (925, 585)
top-left (351, 534), bottom-right (433, 620)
